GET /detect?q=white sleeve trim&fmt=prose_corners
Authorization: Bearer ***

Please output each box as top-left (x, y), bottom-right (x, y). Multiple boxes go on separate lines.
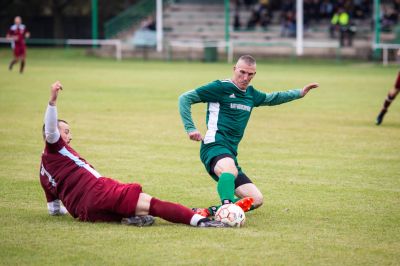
top-left (44, 104), bottom-right (60, 144)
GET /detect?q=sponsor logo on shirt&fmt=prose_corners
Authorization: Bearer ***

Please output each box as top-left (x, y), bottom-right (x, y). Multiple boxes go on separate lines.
top-left (230, 103), bottom-right (251, 112)
top-left (229, 93), bottom-right (236, 98)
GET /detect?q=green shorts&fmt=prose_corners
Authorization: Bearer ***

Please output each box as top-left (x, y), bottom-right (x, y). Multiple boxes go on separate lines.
top-left (200, 142), bottom-right (243, 181)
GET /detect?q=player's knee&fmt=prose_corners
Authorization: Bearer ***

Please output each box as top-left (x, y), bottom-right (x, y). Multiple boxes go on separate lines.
top-left (215, 164), bottom-right (238, 177)
top-left (227, 167), bottom-right (238, 177)
top-left (218, 168), bottom-right (238, 177)
top-left (135, 193), bottom-right (151, 216)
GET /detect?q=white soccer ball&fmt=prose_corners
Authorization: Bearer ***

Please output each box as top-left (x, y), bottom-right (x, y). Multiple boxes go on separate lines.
top-left (214, 204), bottom-right (245, 227)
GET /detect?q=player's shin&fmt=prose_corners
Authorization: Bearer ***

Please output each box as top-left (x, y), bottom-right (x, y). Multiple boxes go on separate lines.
top-left (9, 59), bottom-right (17, 70)
top-left (20, 60), bottom-right (25, 73)
top-left (217, 172), bottom-right (235, 205)
top-left (148, 197), bottom-right (199, 225)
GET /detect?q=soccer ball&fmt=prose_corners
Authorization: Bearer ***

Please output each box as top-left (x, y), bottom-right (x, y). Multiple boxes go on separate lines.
top-left (214, 204), bottom-right (245, 227)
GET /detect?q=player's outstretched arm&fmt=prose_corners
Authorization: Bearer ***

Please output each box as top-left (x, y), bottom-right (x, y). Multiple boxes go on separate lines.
top-left (178, 90), bottom-right (203, 141)
top-left (44, 81), bottom-right (63, 144)
top-left (301, 82), bottom-right (319, 97)
top-left (49, 81), bottom-right (63, 106)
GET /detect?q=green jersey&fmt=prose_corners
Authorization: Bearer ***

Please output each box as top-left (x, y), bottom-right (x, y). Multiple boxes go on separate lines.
top-left (178, 79), bottom-right (302, 175)
top-left (195, 79), bottom-right (302, 154)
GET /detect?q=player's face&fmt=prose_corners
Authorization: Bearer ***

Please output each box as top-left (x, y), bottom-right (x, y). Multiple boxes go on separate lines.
top-left (58, 122), bottom-right (72, 144)
top-left (14, 16), bottom-right (21, 25)
top-left (232, 60), bottom-right (256, 90)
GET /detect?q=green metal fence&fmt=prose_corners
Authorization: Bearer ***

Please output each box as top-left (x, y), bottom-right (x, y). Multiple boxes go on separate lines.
top-left (104, 0), bottom-right (156, 39)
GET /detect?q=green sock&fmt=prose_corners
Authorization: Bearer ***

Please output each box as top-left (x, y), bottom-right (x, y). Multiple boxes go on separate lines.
top-left (217, 172), bottom-right (235, 205)
top-left (232, 197), bottom-right (240, 203)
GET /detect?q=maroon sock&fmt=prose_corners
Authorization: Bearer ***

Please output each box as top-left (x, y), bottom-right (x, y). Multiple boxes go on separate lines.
top-left (149, 197), bottom-right (194, 225)
top-left (20, 60), bottom-right (25, 73)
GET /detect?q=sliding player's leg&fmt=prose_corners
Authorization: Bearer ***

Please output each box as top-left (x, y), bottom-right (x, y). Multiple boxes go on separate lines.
top-left (134, 192), bottom-right (229, 227)
top-left (86, 177), bottom-right (228, 227)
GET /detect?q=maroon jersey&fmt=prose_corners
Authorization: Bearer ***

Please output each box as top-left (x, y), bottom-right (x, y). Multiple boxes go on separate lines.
top-left (40, 137), bottom-right (102, 219)
top-left (40, 137), bottom-right (142, 222)
top-left (8, 24), bottom-right (28, 57)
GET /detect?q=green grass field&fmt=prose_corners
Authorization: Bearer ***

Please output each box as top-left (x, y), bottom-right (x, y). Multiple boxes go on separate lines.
top-left (0, 48), bottom-right (399, 265)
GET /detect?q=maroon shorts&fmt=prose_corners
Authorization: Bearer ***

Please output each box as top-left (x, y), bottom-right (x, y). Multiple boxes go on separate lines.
top-left (78, 177), bottom-right (142, 222)
top-left (395, 72), bottom-right (400, 90)
top-left (13, 45), bottom-right (26, 58)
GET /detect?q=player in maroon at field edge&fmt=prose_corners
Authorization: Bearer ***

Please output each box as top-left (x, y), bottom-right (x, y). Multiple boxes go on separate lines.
top-left (6, 16), bottom-right (30, 74)
top-left (376, 49), bottom-right (400, 125)
top-left (40, 81), bottom-right (229, 227)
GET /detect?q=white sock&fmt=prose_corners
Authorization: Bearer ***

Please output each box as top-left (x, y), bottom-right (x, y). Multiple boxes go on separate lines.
top-left (189, 214), bottom-right (204, 227)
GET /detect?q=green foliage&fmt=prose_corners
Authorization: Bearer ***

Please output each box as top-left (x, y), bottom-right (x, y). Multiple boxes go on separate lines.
top-left (0, 48), bottom-right (399, 265)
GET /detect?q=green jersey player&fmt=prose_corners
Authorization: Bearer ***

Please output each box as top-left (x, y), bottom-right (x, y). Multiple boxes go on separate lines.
top-left (179, 55), bottom-right (318, 216)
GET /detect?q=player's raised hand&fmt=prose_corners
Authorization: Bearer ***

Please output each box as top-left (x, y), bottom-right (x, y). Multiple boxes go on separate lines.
top-left (301, 82), bottom-right (319, 97)
top-left (188, 130), bottom-right (203, 141)
top-left (49, 81), bottom-right (63, 106)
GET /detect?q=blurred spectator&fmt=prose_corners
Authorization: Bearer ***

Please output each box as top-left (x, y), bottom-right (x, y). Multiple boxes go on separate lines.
top-left (353, 0), bottom-right (367, 19)
top-left (247, 8), bottom-right (260, 30)
top-left (304, 0), bottom-right (312, 27)
top-left (259, 0), bottom-right (272, 29)
top-left (303, 0), bottom-right (322, 27)
top-left (281, 0), bottom-right (294, 13)
top-left (246, 1), bottom-right (271, 30)
top-left (281, 10), bottom-right (296, 37)
top-left (234, 9), bottom-right (242, 31)
top-left (260, 10), bottom-right (272, 29)
top-left (141, 16), bottom-right (156, 31)
top-left (244, 0), bottom-right (257, 10)
top-left (395, 0), bottom-right (400, 14)
top-left (330, 7), bottom-right (354, 47)
top-left (311, 0), bottom-right (322, 23)
top-left (381, 5), bottom-right (398, 32)
top-left (320, 0), bottom-right (334, 19)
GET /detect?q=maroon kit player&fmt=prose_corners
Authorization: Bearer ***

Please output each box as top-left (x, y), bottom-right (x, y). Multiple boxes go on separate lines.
top-left (6, 16), bottom-right (30, 73)
top-left (40, 81), bottom-right (228, 227)
top-left (376, 49), bottom-right (400, 125)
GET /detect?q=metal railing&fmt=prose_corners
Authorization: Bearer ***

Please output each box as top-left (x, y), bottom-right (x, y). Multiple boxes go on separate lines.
top-left (168, 39), bottom-right (341, 62)
top-left (373, 43), bottom-right (400, 66)
top-left (0, 38), bottom-right (122, 60)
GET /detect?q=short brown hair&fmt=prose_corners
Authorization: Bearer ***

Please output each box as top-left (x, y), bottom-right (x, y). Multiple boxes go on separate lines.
top-left (237, 55), bottom-right (256, 65)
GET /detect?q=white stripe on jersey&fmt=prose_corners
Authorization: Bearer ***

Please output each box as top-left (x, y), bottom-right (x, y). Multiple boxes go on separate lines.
top-left (10, 24), bottom-right (26, 31)
top-left (41, 164), bottom-right (56, 187)
top-left (203, 102), bottom-right (220, 144)
top-left (58, 147), bottom-right (101, 178)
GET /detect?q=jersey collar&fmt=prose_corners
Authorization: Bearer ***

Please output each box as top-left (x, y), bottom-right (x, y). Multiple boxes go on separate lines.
top-left (225, 79), bottom-right (248, 93)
